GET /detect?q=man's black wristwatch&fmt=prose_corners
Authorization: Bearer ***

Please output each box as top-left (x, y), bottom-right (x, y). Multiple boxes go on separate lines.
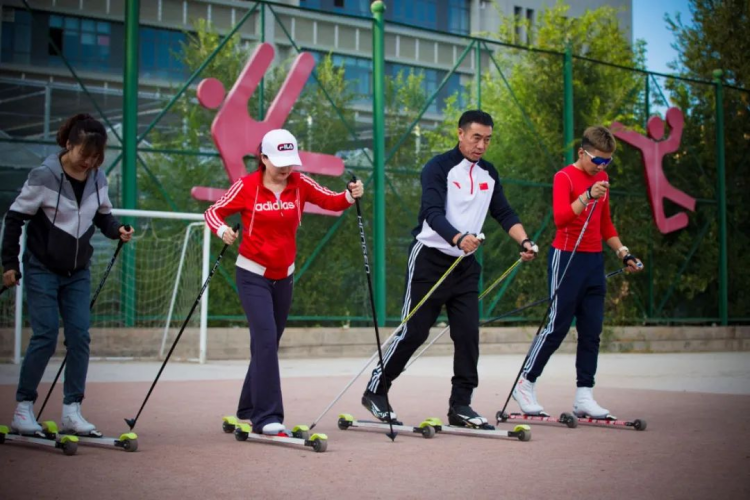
top-left (520, 238), bottom-right (537, 253)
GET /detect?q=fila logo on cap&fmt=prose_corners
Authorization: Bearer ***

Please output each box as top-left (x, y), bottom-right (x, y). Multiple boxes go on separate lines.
top-left (278, 143), bottom-right (295, 151)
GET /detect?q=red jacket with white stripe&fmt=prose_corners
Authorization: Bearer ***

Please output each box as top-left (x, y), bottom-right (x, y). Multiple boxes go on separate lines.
top-left (204, 170), bottom-right (354, 279)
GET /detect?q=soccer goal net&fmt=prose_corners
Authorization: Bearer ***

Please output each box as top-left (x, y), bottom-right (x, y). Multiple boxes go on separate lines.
top-left (2, 209), bottom-right (214, 364)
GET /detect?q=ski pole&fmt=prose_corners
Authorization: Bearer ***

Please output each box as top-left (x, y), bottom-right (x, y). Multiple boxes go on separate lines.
top-left (606, 262), bottom-right (642, 279)
top-left (308, 234), bottom-right (479, 430)
top-left (0, 271), bottom-right (21, 296)
top-left (498, 201), bottom-right (599, 416)
top-left (124, 223), bottom-right (239, 431)
top-left (37, 225), bottom-right (131, 420)
top-left (350, 177), bottom-right (396, 441)
top-left (479, 263), bottom-right (640, 328)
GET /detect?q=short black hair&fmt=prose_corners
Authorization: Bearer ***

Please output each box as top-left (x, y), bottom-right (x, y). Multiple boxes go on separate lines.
top-left (458, 110), bottom-right (494, 129)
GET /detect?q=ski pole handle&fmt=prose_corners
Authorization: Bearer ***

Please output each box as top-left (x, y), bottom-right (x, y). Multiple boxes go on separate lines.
top-left (0, 271), bottom-right (22, 295)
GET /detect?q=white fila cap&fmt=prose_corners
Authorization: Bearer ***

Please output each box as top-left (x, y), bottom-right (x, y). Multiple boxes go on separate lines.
top-left (261, 129), bottom-right (302, 168)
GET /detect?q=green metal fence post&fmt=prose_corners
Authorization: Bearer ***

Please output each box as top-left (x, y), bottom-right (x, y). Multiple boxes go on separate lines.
top-left (122, 0), bottom-right (140, 327)
top-left (713, 69), bottom-right (728, 325)
top-left (259, 2), bottom-right (265, 120)
top-left (475, 40), bottom-right (484, 319)
top-left (563, 44), bottom-right (574, 164)
top-left (475, 41), bottom-right (481, 110)
top-left (372, 1), bottom-right (387, 325)
top-left (645, 74), bottom-right (654, 317)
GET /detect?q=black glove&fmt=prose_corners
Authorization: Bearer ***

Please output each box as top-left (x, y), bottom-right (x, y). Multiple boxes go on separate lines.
top-left (623, 253), bottom-right (639, 267)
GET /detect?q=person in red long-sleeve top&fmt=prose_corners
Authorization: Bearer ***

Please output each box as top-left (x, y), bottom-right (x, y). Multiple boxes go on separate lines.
top-left (204, 129), bottom-right (363, 436)
top-left (512, 126), bottom-right (644, 419)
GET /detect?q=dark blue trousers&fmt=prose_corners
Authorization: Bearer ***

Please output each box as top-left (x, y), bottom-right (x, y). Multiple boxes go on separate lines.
top-left (17, 252), bottom-right (91, 404)
top-left (522, 248), bottom-right (605, 388)
top-left (236, 268), bottom-right (293, 430)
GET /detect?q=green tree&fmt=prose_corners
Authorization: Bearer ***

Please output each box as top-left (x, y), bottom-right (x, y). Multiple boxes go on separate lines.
top-left (424, 3), bottom-right (654, 323)
top-left (664, 0), bottom-right (750, 319)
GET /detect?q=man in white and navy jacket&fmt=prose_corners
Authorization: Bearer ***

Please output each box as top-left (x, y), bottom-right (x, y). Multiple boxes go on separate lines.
top-left (363, 110), bottom-right (538, 429)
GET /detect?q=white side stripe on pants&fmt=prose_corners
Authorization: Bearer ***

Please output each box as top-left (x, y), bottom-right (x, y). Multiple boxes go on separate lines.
top-left (523, 249), bottom-right (562, 375)
top-left (368, 242), bottom-right (424, 393)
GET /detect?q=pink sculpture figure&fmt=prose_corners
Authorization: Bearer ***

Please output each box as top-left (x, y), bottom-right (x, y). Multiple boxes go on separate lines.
top-left (612, 107), bottom-right (696, 234)
top-left (192, 42), bottom-right (345, 216)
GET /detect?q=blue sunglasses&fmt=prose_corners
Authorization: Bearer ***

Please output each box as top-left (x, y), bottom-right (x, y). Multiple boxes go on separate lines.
top-left (583, 149), bottom-right (613, 167)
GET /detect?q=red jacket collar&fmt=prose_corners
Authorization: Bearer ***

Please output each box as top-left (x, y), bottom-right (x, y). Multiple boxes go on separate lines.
top-left (245, 169), bottom-right (300, 191)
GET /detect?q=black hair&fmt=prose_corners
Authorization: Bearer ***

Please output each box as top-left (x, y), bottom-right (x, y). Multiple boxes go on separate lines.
top-left (56, 113), bottom-right (107, 167)
top-left (256, 143), bottom-right (266, 171)
top-left (458, 109), bottom-right (494, 129)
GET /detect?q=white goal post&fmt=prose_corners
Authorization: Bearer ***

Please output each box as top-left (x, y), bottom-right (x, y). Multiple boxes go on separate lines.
top-left (8, 209), bottom-right (215, 364)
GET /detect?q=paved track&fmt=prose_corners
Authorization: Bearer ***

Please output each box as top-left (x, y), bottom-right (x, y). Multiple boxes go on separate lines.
top-left (1, 353), bottom-right (749, 499)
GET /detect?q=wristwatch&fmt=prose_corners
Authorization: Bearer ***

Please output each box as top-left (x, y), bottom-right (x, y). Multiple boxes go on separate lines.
top-left (616, 246), bottom-right (629, 258)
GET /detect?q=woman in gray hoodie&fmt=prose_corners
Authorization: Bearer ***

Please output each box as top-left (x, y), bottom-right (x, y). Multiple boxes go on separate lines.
top-left (2, 113), bottom-right (133, 435)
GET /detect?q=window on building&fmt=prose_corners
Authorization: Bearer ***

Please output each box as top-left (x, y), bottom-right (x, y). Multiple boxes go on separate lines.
top-left (334, 0), bottom-right (345, 8)
top-left (1, 7), bottom-right (32, 65)
top-left (513, 6), bottom-right (522, 44)
top-left (331, 53), bottom-right (372, 102)
top-left (448, 0), bottom-right (470, 35)
top-left (392, 0), bottom-right (437, 30)
top-left (388, 63), bottom-right (462, 115)
top-left (48, 14), bottom-right (111, 70)
top-left (526, 8), bottom-right (534, 44)
top-left (298, 0), bottom-right (323, 11)
top-left (140, 27), bottom-right (187, 81)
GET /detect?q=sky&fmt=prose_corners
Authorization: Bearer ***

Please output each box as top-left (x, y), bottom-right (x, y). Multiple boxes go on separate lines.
top-left (632, 0), bottom-right (694, 74)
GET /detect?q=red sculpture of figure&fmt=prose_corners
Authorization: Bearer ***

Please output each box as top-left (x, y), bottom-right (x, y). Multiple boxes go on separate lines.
top-left (192, 42), bottom-right (345, 216)
top-left (612, 107), bottom-right (696, 234)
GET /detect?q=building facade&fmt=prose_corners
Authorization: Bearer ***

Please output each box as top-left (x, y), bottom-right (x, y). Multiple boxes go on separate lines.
top-left (0, 0), bottom-right (632, 136)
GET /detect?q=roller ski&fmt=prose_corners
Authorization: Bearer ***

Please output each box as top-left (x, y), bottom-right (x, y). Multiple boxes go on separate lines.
top-left (424, 405), bottom-right (531, 441)
top-left (40, 402), bottom-right (139, 452)
top-left (504, 375), bottom-right (578, 428)
top-left (337, 413), bottom-right (436, 439)
top-left (222, 417), bottom-right (328, 452)
top-left (496, 410), bottom-right (578, 429)
top-left (0, 401), bottom-right (78, 455)
top-left (572, 387), bottom-right (647, 431)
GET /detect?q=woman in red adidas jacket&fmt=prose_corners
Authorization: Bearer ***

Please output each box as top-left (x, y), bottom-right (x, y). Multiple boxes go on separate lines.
top-left (204, 129), bottom-right (363, 435)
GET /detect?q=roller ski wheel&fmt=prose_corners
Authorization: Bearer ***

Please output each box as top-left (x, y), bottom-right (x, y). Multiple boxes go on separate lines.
top-left (338, 413), bottom-right (354, 431)
top-left (633, 419), bottom-right (647, 431)
top-left (235, 423), bottom-right (251, 442)
top-left (310, 435), bottom-right (328, 453)
top-left (420, 424), bottom-right (436, 439)
top-left (292, 425), bottom-right (310, 440)
top-left (495, 411), bottom-right (510, 423)
top-left (62, 439), bottom-right (79, 456)
top-left (512, 425), bottom-right (532, 442)
top-left (560, 412), bottom-right (578, 429)
top-left (222, 416), bottom-right (238, 434)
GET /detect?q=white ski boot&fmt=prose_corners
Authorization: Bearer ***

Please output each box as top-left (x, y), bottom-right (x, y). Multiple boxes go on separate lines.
top-left (11, 401), bottom-right (43, 434)
top-left (261, 422), bottom-right (286, 435)
top-left (512, 375), bottom-right (545, 415)
top-left (573, 387), bottom-right (611, 419)
top-left (61, 402), bottom-right (98, 435)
